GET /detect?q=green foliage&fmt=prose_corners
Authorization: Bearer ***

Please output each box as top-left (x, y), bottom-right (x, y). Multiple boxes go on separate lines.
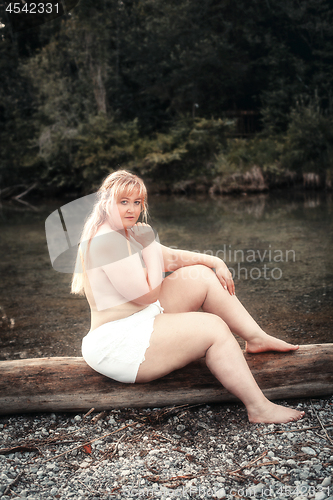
top-left (140, 117), bottom-right (231, 184)
top-left (213, 135), bottom-right (283, 177)
top-left (34, 114), bottom-right (145, 192)
top-left (281, 98), bottom-right (333, 175)
top-left (73, 115), bottom-right (142, 190)
top-left (258, 0), bottom-right (333, 132)
top-left (1, 0), bottom-right (333, 192)
top-left (0, 37), bottom-right (39, 188)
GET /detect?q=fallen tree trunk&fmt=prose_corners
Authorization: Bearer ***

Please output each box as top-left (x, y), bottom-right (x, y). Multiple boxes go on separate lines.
top-left (0, 344), bottom-right (332, 415)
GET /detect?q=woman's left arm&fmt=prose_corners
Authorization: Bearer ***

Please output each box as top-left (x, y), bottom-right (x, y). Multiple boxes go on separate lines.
top-left (160, 244), bottom-right (235, 295)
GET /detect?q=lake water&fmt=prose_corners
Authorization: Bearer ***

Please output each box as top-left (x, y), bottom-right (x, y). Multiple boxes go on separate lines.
top-left (0, 190), bottom-right (332, 360)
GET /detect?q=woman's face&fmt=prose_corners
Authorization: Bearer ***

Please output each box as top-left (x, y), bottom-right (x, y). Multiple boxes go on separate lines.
top-left (110, 189), bottom-right (143, 230)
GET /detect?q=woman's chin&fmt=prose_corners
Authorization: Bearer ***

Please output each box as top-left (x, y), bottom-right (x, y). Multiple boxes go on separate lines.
top-left (123, 219), bottom-right (137, 228)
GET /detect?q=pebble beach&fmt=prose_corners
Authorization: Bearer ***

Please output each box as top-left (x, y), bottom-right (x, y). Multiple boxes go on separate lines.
top-left (0, 396), bottom-right (332, 500)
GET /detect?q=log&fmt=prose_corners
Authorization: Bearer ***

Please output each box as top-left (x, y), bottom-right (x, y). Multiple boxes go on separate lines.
top-left (0, 344), bottom-right (332, 415)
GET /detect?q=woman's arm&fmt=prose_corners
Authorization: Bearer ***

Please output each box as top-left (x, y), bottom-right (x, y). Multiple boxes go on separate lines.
top-left (160, 244), bottom-right (235, 295)
top-left (141, 241), bottom-right (164, 291)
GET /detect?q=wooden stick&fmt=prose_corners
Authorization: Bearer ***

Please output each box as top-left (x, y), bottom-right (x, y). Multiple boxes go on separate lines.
top-left (310, 400), bottom-right (333, 445)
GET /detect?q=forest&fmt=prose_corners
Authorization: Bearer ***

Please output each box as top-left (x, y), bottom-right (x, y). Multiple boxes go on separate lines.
top-left (1, 0), bottom-right (333, 196)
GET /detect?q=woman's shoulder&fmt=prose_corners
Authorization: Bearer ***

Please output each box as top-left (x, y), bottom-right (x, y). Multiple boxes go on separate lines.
top-left (88, 225), bottom-right (128, 266)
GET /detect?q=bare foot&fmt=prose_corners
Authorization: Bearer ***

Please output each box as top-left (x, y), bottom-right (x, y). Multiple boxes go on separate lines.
top-left (248, 400), bottom-right (305, 424)
top-left (246, 333), bottom-right (299, 354)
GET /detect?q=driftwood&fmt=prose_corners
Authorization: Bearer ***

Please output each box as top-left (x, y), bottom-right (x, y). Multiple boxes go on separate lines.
top-left (0, 344), bottom-right (332, 415)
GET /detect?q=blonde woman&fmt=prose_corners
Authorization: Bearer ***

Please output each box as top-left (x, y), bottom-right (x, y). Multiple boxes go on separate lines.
top-left (72, 170), bottom-right (304, 424)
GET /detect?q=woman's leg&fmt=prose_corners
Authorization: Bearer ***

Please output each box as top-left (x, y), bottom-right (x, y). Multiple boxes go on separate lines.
top-left (159, 265), bottom-right (299, 353)
top-left (136, 311), bottom-right (304, 423)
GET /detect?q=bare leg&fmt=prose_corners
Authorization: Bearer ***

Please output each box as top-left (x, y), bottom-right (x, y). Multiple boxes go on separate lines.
top-left (159, 265), bottom-right (299, 353)
top-left (136, 311), bottom-right (304, 423)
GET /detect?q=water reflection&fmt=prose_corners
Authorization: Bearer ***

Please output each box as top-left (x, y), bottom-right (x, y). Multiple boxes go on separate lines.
top-left (0, 190), bottom-right (332, 360)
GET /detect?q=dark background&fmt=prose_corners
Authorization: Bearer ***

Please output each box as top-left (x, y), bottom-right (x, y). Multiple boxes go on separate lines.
top-left (1, 0), bottom-right (333, 196)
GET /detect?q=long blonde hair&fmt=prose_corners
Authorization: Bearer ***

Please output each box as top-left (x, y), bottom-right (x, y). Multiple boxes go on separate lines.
top-left (71, 170), bottom-right (148, 295)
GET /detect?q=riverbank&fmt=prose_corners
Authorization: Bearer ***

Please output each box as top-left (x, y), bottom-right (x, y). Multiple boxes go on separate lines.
top-left (1, 166), bottom-right (332, 202)
top-left (145, 168), bottom-right (331, 196)
top-left (0, 396), bottom-right (332, 500)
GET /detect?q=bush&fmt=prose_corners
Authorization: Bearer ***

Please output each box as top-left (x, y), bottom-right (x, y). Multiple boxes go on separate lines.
top-left (214, 135), bottom-right (283, 176)
top-left (140, 117), bottom-right (231, 185)
top-left (280, 98), bottom-right (333, 176)
top-left (35, 114), bottom-right (144, 192)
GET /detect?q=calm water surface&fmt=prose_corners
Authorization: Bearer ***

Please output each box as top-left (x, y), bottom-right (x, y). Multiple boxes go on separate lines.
top-left (0, 190), bottom-right (332, 360)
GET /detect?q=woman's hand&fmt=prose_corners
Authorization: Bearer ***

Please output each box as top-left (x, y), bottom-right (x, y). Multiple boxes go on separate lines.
top-left (215, 261), bottom-right (235, 296)
top-left (129, 222), bottom-right (155, 247)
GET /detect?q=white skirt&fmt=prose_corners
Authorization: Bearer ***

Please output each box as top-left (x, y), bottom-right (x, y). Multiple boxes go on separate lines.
top-left (82, 300), bottom-right (164, 383)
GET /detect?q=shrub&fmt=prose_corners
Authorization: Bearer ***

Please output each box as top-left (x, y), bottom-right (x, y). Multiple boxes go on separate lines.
top-left (280, 98), bottom-right (333, 176)
top-left (141, 117), bottom-right (232, 185)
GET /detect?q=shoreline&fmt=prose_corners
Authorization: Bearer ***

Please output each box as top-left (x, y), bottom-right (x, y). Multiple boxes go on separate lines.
top-left (146, 168), bottom-right (332, 197)
top-left (0, 169), bottom-right (332, 203)
top-left (1, 395), bottom-right (332, 500)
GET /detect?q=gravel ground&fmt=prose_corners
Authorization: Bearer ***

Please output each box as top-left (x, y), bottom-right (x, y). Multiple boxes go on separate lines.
top-left (0, 396), bottom-right (332, 500)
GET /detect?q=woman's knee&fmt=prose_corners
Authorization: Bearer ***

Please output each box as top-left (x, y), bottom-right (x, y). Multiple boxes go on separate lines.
top-left (199, 312), bottom-right (231, 344)
top-left (175, 264), bottom-right (217, 282)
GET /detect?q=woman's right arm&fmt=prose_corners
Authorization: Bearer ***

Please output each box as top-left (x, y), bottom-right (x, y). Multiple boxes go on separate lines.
top-left (159, 244), bottom-right (235, 295)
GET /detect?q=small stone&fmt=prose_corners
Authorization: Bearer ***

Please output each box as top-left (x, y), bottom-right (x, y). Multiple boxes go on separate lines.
top-left (50, 487), bottom-right (58, 496)
top-left (214, 488), bottom-right (226, 499)
top-left (176, 425), bottom-right (186, 432)
top-left (251, 483), bottom-right (264, 495)
top-left (198, 422), bottom-right (209, 430)
top-left (74, 415), bottom-right (82, 422)
top-left (149, 449), bottom-right (159, 455)
top-left (322, 477), bottom-right (331, 487)
top-left (301, 447), bottom-right (317, 456)
top-left (314, 492), bottom-right (328, 500)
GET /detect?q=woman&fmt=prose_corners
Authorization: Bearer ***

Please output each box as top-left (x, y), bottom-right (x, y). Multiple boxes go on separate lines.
top-left (72, 170), bottom-right (304, 423)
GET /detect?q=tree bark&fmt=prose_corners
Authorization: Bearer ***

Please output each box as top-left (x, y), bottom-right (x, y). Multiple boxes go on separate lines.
top-left (85, 32), bottom-right (107, 114)
top-left (0, 344), bottom-right (332, 415)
